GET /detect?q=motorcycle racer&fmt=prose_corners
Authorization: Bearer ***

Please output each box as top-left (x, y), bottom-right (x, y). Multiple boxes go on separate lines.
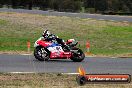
top-left (42, 30), bottom-right (67, 49)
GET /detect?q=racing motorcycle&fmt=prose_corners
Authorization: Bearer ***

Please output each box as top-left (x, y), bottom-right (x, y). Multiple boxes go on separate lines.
top-left (34, 37), bottom-right (85, 62)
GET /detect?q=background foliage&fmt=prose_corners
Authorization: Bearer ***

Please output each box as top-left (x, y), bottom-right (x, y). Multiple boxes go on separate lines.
top-left (0, 0), bottom-right (132, 13)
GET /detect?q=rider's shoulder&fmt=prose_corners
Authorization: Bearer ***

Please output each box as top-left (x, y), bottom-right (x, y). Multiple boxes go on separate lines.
top-left (39, 37), bottom-right (44, 39)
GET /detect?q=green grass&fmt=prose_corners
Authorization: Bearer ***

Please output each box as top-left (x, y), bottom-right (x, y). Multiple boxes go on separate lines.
top-left (0, 12), bottom-right (132, 56)
top-left (89, 26), bottom-right (132, 55)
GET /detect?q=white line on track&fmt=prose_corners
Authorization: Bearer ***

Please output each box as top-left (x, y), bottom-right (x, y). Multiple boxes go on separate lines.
top-left (61, 73), bottom-right (79, 75)
top-left (123, 21), bottom-right (129, 22)
top-left (99, 19), bottom-right (105, 20)
top-left (8, 72), bottom-right (80, 75)
top-left (110, 20), bottom-right (115, 21)
top-left (21, 54), bottom-right (32, 55)
top-left (9, 72), bottom-right (36, 74)
top-left (111, 57), bottom-right (117, 59)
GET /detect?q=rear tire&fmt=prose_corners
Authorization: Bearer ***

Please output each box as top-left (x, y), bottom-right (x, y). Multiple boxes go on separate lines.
top-left (71, 49), bottom-right (85, 62)
top-left (34, 46), bottom-right (49, 61)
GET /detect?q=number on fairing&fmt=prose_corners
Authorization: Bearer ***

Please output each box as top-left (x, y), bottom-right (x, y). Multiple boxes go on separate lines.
top-left (55, 46), bottom-right (63, 51)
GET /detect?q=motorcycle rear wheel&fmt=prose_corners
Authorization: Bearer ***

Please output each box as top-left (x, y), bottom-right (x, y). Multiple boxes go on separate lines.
top-left (71, 49), bottom-right (85, 62)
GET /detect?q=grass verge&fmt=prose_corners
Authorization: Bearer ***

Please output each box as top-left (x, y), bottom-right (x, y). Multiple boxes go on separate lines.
top-left (0, 73), bottom-right (132, 88)
top-left (0, 12), bottom-right (132, 56)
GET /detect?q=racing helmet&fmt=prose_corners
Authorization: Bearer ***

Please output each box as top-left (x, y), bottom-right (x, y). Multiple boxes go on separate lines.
top-left (42, 30), bottom-right (51, 38)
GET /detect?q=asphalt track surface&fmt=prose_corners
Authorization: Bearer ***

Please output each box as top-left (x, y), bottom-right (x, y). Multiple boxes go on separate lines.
top-left (0, 8), bottom-right (132, 22)
top-left (0, 54), bottom-right (132, 74)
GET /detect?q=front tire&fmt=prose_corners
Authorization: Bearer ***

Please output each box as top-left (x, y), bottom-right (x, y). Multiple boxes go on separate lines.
top-left (34, 46), bottom-right (49, 61)
top-left (71, 49), bottom-right (85, 62)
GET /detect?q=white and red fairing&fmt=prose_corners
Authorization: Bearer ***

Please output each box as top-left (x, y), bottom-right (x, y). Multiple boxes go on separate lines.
top-left (34, 38), bottom-right (72, 59)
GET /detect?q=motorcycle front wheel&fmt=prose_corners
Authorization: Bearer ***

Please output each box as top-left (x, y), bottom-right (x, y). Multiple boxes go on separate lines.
top-left (34, 46), bottom-right (49, 61)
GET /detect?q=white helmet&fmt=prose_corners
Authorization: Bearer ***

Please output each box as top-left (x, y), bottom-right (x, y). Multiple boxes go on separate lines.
top-left (42, 30), bottom-right (51, 38)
